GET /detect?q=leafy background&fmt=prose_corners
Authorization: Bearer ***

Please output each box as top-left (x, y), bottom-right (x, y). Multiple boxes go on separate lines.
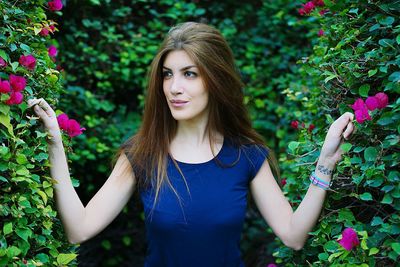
top-left (0, 0), bottom-right (399, 266)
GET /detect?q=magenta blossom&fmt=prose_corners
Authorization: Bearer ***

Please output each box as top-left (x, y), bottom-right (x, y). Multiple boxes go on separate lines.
top-left (355, 105), bottom-right (371, 124)
top-left (0, 57), bottom-right (6, 68)
top-left (351, 98), bottom-right (365, 111)
top-left (319, 9), bottom-right (329, 15)
top-left (375, 92), bottom-right (388, 109)
top-left (40, 28), bottom-right (50, 36)
top-left (0, 79), bottom-right (11, 93)
top-left (291, 120), bottom-right (299, 129)
top-left (365, 96), bottom-right (379, 111)
top-left (312, 0), bottom-right (324, 7)
top-left (303, 1), bottom-right (315, 13)
top-left (9, 75), bottom-right (27, 92)
top-left (48, 0), bottom-right (63, 11)
top-left (318, 29), bottom-right (324, 37)
top-left (57, 113), bottom-right (69, 130)
top-left (57, 113), bottom-right (86, 137)
top-left (267, 264), bottom-right (278, 267)
top-left (66, 119), bottom-right (86, 137)
top-left (19, 54), bottom-right (36, 70)
top-left (6, 91), bottom-right (24, 105)
top-left (48, 45), bottom-right (58, 57)
top-left (338, 228), bottom-right (360, 251)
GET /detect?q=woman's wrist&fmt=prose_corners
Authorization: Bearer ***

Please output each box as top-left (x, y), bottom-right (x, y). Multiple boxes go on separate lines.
top-left (314, 159), bottom-right (335, 182)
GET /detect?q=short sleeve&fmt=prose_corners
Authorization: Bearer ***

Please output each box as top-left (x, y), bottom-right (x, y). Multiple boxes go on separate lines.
top-left (242, 144), bottom-right (269, 181)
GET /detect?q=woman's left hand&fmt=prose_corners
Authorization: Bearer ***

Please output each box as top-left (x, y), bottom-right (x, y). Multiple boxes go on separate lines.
top-left (319, 112), bottom-right (355, 167)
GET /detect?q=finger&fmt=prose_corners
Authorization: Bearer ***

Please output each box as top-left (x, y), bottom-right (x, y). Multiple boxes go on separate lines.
top-left (343, 121), bottom-right (355, 140)
top-left (27, 98), bottom-right (41, 108)
top-left (33, 103), bottom-right (48, 119)
top-left (38, 99), bottom-right (56, 117)
top-left (332, 112), bottom-right (355, 134)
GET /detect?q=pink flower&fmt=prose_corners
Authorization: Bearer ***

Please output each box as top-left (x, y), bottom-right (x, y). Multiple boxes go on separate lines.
top-left (355, 105), bottom-right (371, 124)
top-left (57, 113), bottom-right (86, 137)
top-left (0, 79), bottom-right (11, 93)
top-left (312, 0), bottom-right (324, 7)
top-left (291, 120), bottom-right (299, 129)
top-left (281, 179), bottom-right (287, 187)
top-left (308, 124), bottom-right (315, 132)
top-left (39, 28), bottom-right (50, 36)
top-left (49, 25), bottom-right (56, 32)
top-left (303, 1), bottom-right (315, 14)
top-left (318, 29), bottom-right (324, 37)
top-left (48, 45), bottom-right (58, 57)
top-left (298, 8), bottom-right (306, 16)
top-left (0, 57), bottom-right (6, 68)
top-left (57, 113), bottom-right (69, 130)
top-left (338, 228), bottom-right (360, 251)
top-left (9, 75), bottom-right (26, 92)
top-left (375, 92), bottom-right (388, 109)
top-left (19, 54), bottom-right (36, 70)
top-left (365, 96), bottom-right (379, 111)
top-left (48, 0), bottom-right (63, 11)
top-left (6, 91), bottom-right (24, 105)
top-left (351, 98), bottom-right (365, 111)
top-left (66, 119), bottom-right (86, 137)
top-left (267, 264), bottom-right (278, 267)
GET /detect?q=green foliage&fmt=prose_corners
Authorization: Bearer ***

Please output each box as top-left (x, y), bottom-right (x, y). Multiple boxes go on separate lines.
top-left (0, 0), bottom-right (77, 266)
top-left (275, 1), bottom-right (400, 265)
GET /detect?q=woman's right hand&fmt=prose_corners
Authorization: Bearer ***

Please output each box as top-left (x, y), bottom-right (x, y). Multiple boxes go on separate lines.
top-left (28, 98), bottom-right (62, 145)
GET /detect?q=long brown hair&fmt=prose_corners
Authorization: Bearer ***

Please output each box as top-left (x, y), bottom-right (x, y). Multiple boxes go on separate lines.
top-left (115, 22), bottom-right (280, 205)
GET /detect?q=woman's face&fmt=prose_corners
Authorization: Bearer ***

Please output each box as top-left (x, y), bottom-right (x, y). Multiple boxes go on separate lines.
top-left (163, 50), bottom-right (209, 123)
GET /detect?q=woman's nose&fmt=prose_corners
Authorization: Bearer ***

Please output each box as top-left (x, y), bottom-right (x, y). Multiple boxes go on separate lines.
top-left (170, 76), bottom-right (183, 95)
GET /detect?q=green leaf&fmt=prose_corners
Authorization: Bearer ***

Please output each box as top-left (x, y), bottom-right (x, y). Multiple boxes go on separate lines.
top-left (0, 114), bottom-right (15, 137)
top-left (288, 141), bottom-right (299, 152)
top-left (341, 143), bottom-right (352, 153)
top-left (360, 192), bottom-right (373, 201)
top-left (56, 253), bottom-right (77, 265)
top-left (364, 147), bottom-right (378, 162)
top-left (381, 193), bottom-right (393, 204)
top-left (16, 228), bottom-right (32, 241)
top-left (392, 243), bottom-right (400, 255)
top-left (396, 34), bottom-right (400, 45)
top-left (338, 209), bottom-right (355, 222)
top-left (388, 71), bottom-right (400, 82)
top-left (379, 16), bottom-right (395, 25)
top-left (3, 222), bottom-right (12, 235)
top-left (368, 69), bottom-right (377, 77)
top-left (371, 216), bottom-right (383, 226)
top-left (19, 43), bottom-right (31, 52)
top-left (358, 84), bottom-right (370, 97)
top-left (0, 50), bottom-right (9, 61)
top-left (369, 247), bottom-right (379, 256)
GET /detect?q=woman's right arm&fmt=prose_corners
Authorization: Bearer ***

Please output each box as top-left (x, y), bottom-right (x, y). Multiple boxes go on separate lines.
top-left (29, 98), bottom-right (136, 244)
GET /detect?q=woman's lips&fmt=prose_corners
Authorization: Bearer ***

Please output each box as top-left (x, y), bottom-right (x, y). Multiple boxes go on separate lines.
top-left (170, 100), bottom-right (188, 107)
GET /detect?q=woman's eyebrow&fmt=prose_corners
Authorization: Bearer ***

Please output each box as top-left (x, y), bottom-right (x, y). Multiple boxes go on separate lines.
top-left (162, 65), bottom-right (197, 71)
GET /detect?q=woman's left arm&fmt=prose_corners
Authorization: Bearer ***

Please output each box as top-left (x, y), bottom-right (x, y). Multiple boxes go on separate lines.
top-left (250, 112), bottom-right (355, 250)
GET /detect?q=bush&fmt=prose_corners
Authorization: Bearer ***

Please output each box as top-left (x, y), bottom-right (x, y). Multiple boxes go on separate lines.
top-left (0, 0), bottom-right (77, 266)
top-left (274, 1), bottom-right (400, 265)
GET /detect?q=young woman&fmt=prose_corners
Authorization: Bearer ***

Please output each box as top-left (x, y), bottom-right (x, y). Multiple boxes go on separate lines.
top-left (28, 22), bottom-right (355, 267)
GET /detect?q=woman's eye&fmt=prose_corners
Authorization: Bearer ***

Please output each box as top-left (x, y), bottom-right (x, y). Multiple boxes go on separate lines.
top-left (184, 71), bottom-right (197, 78)
top-left (162, 71), bottom-right (172, 78)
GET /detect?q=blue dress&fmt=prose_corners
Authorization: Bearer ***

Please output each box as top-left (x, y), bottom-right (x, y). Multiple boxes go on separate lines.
top-left (139, 138), bottom-right (268, 267)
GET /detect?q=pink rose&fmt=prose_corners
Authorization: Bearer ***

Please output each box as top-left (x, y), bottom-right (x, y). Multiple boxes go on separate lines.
top-left (39, 28), bottom-right (50, 36)
top-left (355, 105), bottom-right (371, 124)
top-left (9, 75), bottom-right (26, 92)
top-left (0, 79), bottom-right (11, 93)
top-left (19, 54), bottom-right (36, 70)
top-left (351, 98), bottom-right (365, 111)
top-left (0, 58), bottom-right (6, 68)
top-left (318, 29), bottom-right (324, 37)
top-left (374, 92), bottom-right (388, 109)
top-left (48, 0), bottom-right (63, 11)
top-left (57, 113), bottom-right (69, 130)
top-left (48, 45), bottom-right (58, 57)
top-left (291, 120), bottom-right (299, 129)
top-left (66, 119), bottom-right (86, 137)
top-left (338, 228), bottom-right (360, 251)
top-left (6, 91), bottom-right (24, 105)
top-left (365, 96), bottom-right (379, 111)
top-left (312, 0), bottom-right (324, 7)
